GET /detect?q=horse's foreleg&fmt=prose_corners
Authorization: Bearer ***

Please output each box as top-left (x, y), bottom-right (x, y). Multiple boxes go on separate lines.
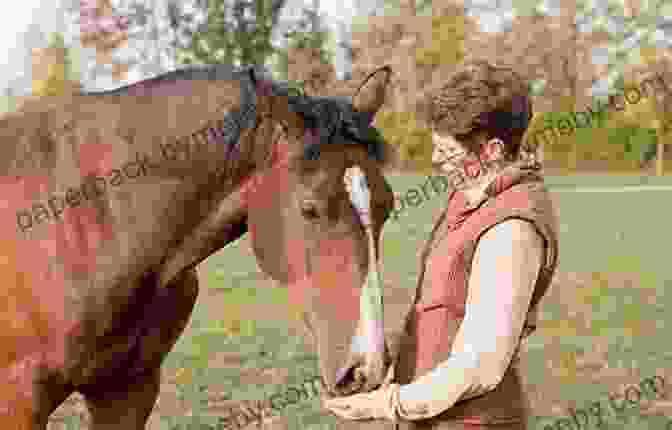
top-left (0, 380), bottom-right (68, 429)
top-left (0, 354), bottom-right (73, 430)
top-left (85, 367), bottom-right (161, 430)
top-left (84, 268), bottom-right (199, 429)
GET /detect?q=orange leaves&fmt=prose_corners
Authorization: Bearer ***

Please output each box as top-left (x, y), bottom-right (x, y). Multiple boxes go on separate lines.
top-left (79, 0), bottom-right (131, 82)
top-left (415, 15), bottom-right (467, 68)
top-left (79, 0), bottom-right (130, 48)
top-left (374, 110), bottom-right (432, 170)
top-left (30, 34), bottom-right (75, 98)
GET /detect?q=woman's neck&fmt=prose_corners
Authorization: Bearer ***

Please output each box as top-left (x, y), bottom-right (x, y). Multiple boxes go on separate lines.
top-left (458, 165), bottom-right (504, 206)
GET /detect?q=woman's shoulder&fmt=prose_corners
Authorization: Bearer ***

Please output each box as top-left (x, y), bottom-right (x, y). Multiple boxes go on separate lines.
top-left (493, 176), bottom-right (554, 208)
top-left (479, 218), bottom-right (544, 248)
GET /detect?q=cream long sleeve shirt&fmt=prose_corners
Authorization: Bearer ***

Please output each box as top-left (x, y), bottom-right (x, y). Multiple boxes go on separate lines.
top-left (396, 218), bottom-right (545, 420)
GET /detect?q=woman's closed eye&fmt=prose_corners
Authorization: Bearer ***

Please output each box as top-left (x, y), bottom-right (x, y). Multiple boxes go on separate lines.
top-left (435, 144), bottom-right (461, 161)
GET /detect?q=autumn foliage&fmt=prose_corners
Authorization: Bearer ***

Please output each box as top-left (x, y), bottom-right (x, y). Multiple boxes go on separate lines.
top-left (342, 4), bottom-right (672, 172)
top-left (348, 13), bottom-right (468, 170)
top-left (28, 34), bottom-right (81, 105)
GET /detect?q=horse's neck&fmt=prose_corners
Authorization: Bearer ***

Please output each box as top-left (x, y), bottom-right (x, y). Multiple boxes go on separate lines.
top-left (155, 122), bottom-right (275, 287)
top-left (157, 179), bottom-right (250, 287)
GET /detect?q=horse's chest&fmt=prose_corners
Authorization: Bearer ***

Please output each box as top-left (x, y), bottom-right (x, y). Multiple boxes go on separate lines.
top-left (70, 270), bottom-right (198, 390)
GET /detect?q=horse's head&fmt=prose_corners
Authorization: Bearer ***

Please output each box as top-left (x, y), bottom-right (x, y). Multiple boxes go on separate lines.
top-left (243, 66), bottom-right (395, 397)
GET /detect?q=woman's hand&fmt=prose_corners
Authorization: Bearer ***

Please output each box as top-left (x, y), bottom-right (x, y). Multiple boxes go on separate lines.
top-left (324, 381), bottom-right (401, 422)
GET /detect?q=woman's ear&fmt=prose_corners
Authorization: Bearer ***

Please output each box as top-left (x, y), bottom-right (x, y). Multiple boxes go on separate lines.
top-left (483, 138), bottom-right (505, 162)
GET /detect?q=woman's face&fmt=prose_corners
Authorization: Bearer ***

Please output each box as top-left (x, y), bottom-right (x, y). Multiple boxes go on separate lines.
top-left (431, 132), bottom-right (470, 175)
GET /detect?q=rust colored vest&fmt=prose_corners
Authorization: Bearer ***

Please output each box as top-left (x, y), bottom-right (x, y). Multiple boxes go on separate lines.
top-left (395, 172), bottom-right (559, 430)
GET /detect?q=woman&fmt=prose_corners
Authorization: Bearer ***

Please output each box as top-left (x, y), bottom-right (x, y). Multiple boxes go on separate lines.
top-left (325, 59), bottom-right (559, 430)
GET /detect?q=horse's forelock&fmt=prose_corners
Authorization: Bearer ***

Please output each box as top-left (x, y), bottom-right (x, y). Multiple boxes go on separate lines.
top-left (249, 77), bottom-right (386, 163)
top-left (303, 128), bottom-right (321, 160)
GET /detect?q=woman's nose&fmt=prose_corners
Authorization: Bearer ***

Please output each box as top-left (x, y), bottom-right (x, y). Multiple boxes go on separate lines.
top-left (433, 146), bottom-right (448, 161)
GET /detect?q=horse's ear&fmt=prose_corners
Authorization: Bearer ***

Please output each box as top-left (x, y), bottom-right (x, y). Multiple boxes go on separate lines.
top-left (352, 65), bottom-right (392, 120)
top-left (248, 67), bottom-right (258, 86)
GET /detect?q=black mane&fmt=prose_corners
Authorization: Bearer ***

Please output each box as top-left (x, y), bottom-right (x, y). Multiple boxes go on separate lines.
top-left (80, 64), bottom-right (386, 162)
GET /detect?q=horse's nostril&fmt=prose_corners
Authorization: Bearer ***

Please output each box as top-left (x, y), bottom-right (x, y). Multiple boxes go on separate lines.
top-left (335, 365), bottom-right (355, 388)
top-left (354, 367), bottom-right (366, 384)
top-left (335, 365), bottom-right (371, 396)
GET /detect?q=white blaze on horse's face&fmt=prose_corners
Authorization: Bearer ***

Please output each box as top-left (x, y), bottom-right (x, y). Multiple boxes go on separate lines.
top-left (247, 65), bottom-right (395, 397)
top-left (341, 165), bottom-right (385, 379)
top-left (344, 166), bottom-right (372, 227)
top-left (432, 132), bottom-right (468, 174)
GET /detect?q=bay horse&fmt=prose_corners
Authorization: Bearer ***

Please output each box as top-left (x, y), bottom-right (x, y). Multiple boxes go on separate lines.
top-left (0, 63), bottom-right (395, 429)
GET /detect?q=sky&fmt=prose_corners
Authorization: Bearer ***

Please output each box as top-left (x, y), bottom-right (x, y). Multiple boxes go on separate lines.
top-left (0, 0), bottom-right (72, 95)
top-left (0, 0), bottom-right (43, 84)
top-left (0, 0), bottom-right (372, 92)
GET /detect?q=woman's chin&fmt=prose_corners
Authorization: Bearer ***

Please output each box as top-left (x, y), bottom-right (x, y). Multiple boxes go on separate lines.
top-left (439, 165), bottom-right (457, 175)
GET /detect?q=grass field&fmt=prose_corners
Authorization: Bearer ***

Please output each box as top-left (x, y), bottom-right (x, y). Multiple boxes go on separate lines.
top-left (50, 173), bottom-right (672, 430)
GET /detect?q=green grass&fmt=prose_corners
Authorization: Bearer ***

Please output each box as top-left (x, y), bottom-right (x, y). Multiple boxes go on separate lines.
top-left (186, 173), bottom-right (672, 429)
top-left (544, 174), bottom-right (672, 187)
top-left (385, 172), bottom-right (672, 276)
top-left (0, 96), bottom-right (16, 115)
top-left (62, 172), bottom-right (672, 429)
top-left (383, 174), bottom-right (672, 430)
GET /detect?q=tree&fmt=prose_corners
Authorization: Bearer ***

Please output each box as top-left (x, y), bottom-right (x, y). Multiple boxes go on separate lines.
top-left (79, 0), bottom-right (130, 53)
top-left (576, 0), bottom-right (671, 175)
top-left (415, 14), bottom-right (467, 67)
top-left (32, 33), bottom-right (80, 97)
top-left (574, 0), bottom-right (668, 92)
top-left (65, 0), bottom-right (290, 87)
top-left (379, 12), bottom-right (468, 170)
top-left (342, 0), bottom-right (470, 169)
top-left (380, 0), bottom-right (431, 15)
top-left (274, 1), bottom-right (333, 86)
top-left (178, 0), bottom-right (287, 67)
top-left (67, 0), bottom-right (197, 87)
top-left (508, 0), bottom-right (670, 173)
top-left (335, 20), bottom-right (354, 80)
top-left (1, 87), bottom-right (16, 115)
top-left (69, 0), bottom-right (131, 87)
top-left (608, 46), bottom-right (672, 172)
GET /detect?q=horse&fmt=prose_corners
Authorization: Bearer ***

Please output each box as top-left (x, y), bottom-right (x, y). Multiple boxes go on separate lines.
top-left (0, 63), bottom-right (396, 429)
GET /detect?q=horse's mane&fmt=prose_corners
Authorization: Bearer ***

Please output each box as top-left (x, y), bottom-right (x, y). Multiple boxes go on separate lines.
top-left (78, 63), bottom-right (244, 97)
top-left (269, 84), bottom-right (388, 163)
top-left (80, 64), bottom-right (389, 164)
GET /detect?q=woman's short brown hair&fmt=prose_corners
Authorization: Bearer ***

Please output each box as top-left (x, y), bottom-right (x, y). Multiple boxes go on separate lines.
top-left (420, 60), bottom-right (533, 160)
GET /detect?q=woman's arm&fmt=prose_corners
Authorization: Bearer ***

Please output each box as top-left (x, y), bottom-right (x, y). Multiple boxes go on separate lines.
top-left (397, 218), bottom-right (544, 420)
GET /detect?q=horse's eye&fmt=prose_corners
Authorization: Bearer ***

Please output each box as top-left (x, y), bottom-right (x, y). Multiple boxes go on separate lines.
top-left (300, 203), bottom-right (321, 220)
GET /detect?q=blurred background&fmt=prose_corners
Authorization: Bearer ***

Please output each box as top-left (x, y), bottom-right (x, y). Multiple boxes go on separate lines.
top-left (3, 0), bottom-right (671, 175)
top-left (2, 1), bottom-right (672, 429)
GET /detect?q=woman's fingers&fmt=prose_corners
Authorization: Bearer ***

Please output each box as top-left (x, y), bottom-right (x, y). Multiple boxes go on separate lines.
top-left (382, 361), bottom-right (395, 387)
top-left (325, 399), bottom-right (351, 409)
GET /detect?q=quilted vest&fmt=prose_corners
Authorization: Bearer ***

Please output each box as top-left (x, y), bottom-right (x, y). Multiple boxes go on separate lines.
top-left (395, 172), bottom-right (559, 430)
